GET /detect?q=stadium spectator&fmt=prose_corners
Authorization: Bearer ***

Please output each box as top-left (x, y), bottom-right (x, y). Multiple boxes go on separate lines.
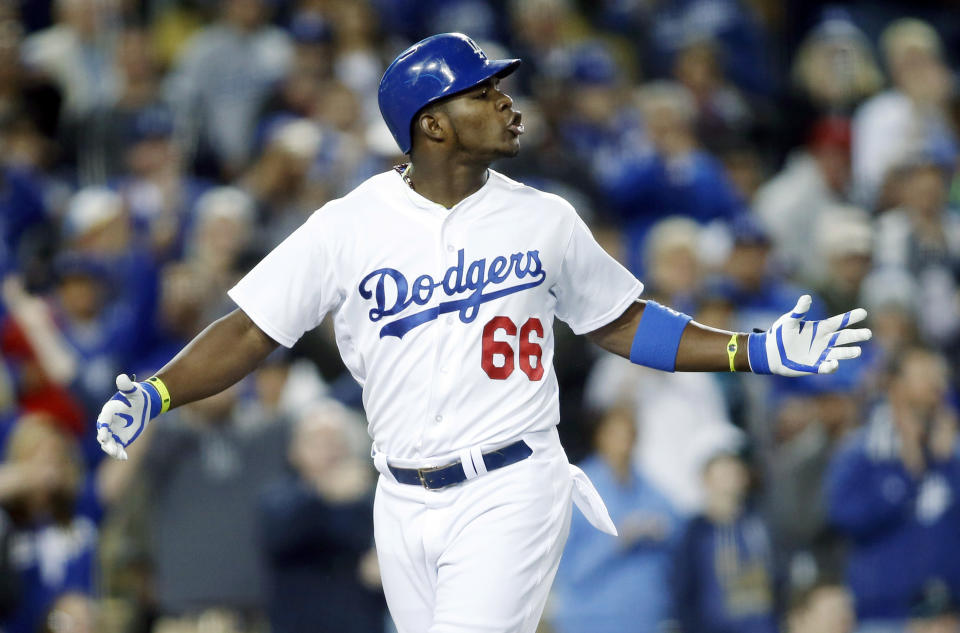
top-left (180, 186), bottom-right (256, 320)
top-left (553, 41), bottom-right (643, 181)
top-left (550, 405), bottom-right (682, 633)
top-left (671, 37), bottom-right (754, 152)
top-left (599, 81), bottom-right (744, 276)
top-left (20, 0), bottom-right (119, 119)
top-left (644, 0), bottom-right (772, 97)
top-left (64, 25), bottom-right (168, 185)
top-left (810, 206), bottom-right (873, 314)
top-left (763, 367), bottom-right (866, 585)
top-left (0, 414), bottom-right (103, 633)
top-left (98, 380), bottom-right (289, 633)
top-left (852, 19), bottom-right (957, 209)
top-left (585, 217), bottom-right (741, 513)
top-left (784, 11), bottom-right (882, 154)
top-left (706, 214), bottom-right (823, 334)
top-left (873, 157), bottom-right (960, 348)
top-left (240, 119), bottom-right (329, 252)
top-left (753, 118), bottom-right (854, 281)
top-left (0, 274), bottom-right (86, 437)
top-left (638, 216), bottom-right (703, 315)
top-left (258, 400), bottom-right (383, 633)
top-left (826, 347), bottom-right (960, 628)
top-left (856, 268), bottom-right (921, 381)
top-left (325, 0), bottom-right (383, 127)
top-left (118, 104), bottom-right (210, 262)
top-left (672, 447), bottom-right (780, 633)
top-left (166, 0), bottom-right (293, 178)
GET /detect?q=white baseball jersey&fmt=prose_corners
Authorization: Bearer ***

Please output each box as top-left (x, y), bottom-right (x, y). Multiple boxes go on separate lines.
top-left (228, 168), bottom-right (643, 461)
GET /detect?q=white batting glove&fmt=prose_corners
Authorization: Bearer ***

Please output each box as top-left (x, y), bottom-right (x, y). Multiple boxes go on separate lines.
top-left (747, 295), bottom-right (872, 377)
top-left (96, 374), bottom-right (159, 460)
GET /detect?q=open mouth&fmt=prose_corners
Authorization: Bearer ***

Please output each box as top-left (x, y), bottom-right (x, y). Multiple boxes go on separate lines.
top-left (507, 113), bottom-right (524, 136)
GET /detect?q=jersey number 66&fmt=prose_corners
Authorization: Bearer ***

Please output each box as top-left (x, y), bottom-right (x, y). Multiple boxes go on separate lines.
top-left (481, 316), bottom-right (544, 381)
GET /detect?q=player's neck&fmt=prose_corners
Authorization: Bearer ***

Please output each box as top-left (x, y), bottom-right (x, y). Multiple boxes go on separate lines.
top-left (406, 159), bottom-right (489, 209)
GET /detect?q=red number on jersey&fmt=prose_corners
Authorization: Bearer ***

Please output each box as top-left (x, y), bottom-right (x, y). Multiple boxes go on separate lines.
top-left (480, 316), bottom-right (544, 381)
top-left (481, 316), bottom-right (516, 379)
top-left (518, 318), bottom-right (545, 381)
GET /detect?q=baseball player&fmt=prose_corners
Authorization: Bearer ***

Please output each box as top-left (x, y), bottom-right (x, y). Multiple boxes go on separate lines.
top-left (96, 33), bottom-right (871, 633)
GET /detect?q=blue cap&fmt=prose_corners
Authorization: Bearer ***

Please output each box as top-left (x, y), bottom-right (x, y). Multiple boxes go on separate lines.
top-left (127, 104), bottom-right (174, 143)
top-left (290, 13), bottom-right (332, 44)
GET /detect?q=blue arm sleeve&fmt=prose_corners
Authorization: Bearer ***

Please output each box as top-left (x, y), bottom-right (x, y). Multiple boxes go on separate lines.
top-left (629, 301), bottom-right (692, 372)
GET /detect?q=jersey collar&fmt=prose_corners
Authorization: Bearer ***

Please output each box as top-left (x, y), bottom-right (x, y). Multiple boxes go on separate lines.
top-left (393, 167), bottom-right (495, 216)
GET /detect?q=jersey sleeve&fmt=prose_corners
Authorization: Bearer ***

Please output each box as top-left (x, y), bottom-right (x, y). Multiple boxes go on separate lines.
top-left (228, 210), bottom-right (342, 348)
top-left (553, 213), bottom-right (644, 335)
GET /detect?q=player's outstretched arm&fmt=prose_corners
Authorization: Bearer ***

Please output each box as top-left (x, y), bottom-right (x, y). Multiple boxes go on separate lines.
top-left (588, 295), bottom-right (871, 376)
top-left (96, 308), bottom-right (279, 459)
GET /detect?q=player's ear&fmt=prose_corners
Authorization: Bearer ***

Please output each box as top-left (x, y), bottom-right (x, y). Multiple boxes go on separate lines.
top-left (416, 108), bottom-right (447, 144)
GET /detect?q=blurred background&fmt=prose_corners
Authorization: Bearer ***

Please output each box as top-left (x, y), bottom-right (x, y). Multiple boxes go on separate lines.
top-left (0, 0), bottom-right (959, 632)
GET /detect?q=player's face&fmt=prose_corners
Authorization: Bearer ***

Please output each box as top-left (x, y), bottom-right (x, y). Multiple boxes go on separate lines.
top-left (442, 77), bottom-right (523, 160)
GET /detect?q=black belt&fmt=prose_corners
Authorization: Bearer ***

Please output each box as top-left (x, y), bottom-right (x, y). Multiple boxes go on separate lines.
top-left (388, 440), bottom-right (533, 490)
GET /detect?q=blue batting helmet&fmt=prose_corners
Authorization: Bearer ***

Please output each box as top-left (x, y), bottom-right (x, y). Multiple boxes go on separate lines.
top-left (378, 33), bottom-right (520, 154)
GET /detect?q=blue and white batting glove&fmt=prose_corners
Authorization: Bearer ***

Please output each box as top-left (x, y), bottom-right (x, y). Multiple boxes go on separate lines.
top-left (96, 374), bottom-right (166, 460)
top-left (747, 295), bottom-right (872, 377)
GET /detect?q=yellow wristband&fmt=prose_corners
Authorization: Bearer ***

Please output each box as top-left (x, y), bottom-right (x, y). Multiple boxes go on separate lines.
top-left (726, 334), bottom-right (739, 372)
top-left (146, 376), bottom-right (172, 413)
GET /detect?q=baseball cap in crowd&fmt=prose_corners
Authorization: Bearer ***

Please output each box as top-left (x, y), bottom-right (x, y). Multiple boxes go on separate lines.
top-left (52, 251), bottom-right (112, 283)
top-left (808, 7), bottom-right (869, 45)
top-left (729, 213), bottom-right (771, 246)
top-left (289, 12), bottom-right (332, 44)
top-left (807, 116), bottom-right (851, 151)
top-left (63, 188), bottom-right (123, 239)
top-left (566, 41), bottom-right (619, 85)
top-left (126, 104), bottom-right (175, 144)
top-left (816, 206), bottom-right (871, 259)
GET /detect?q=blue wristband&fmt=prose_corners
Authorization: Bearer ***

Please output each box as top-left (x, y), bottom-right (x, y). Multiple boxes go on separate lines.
top-left (629, 301), bottom-right (692, 372)
top-left (140, 381), bottom-right (164, 420)
top-left (747, 332), bottom-right (771, 374)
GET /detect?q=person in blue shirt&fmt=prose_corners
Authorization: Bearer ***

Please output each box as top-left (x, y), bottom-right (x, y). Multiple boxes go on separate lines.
top-left (826, 347), bottom-right (960, 630)
top-left (0, 414), bottom-right (104, 633)
top-left (672, 446), bottom-right (779, 633)
top-left (551, 405), bottom-right (682, 633)
top-left (598, 81), bottom-right (744, 276)
top-left (259, 400), bottom-right (385, 633)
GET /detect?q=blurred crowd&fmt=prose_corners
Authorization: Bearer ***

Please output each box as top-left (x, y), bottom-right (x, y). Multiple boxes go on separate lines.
top-left (0, 0), bottom-right (958, 632)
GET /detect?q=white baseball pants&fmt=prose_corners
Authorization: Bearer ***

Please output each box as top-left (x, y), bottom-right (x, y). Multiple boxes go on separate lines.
top-left (373, 429), bottom-right (575, 633)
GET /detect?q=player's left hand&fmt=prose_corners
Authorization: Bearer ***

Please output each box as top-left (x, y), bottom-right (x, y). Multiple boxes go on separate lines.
top-left (749, 295), bottom-right (872, 377)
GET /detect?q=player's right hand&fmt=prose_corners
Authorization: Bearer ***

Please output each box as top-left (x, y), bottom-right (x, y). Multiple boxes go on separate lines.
top-left (96, 374), bottom-right (156, 461)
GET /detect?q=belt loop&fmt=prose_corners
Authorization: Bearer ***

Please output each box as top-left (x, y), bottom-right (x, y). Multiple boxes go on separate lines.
top-left (470, 446), bottom-right (488, 475)
top-left (459, 448), bottom-right (479, 480)
top-left (372, 445), bottom-right (396, 483)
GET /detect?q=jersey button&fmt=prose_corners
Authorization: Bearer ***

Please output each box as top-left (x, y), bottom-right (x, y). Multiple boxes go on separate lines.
top-left (446, 316), bottom-right (453, 325)
top-left (435, 415), bottom-right (443, 423)
top-left (446, 244), bottom-right (454, 252)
